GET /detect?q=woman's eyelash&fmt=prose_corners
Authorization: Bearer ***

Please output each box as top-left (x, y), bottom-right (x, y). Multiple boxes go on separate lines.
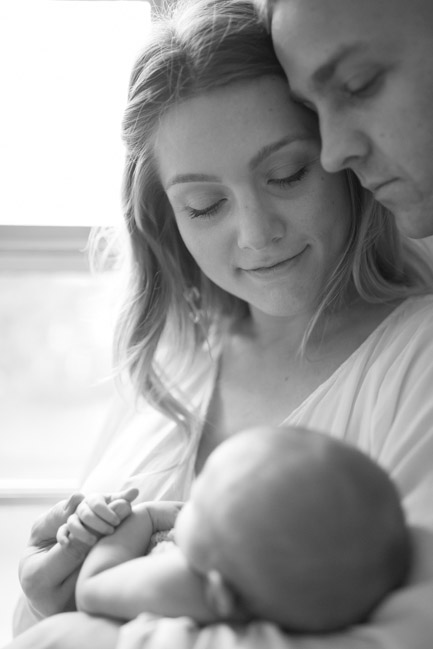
top-left (269, 166), bottom-right (309, 188)
top-left (185, 166), bottom-right (310, 217)
top-left (186, 198), bottom-right (226, 219)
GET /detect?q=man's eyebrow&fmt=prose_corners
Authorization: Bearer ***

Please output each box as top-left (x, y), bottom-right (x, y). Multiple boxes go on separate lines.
top-left (311, 43), bottom-right (368, 88)
top-left (166, 173), bottom-right (221, 189)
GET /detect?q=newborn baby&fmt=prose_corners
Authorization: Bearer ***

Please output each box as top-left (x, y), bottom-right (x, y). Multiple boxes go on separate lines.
top-left (174, 425), bottom-right (411, 631)
top-left (76, 425), bottom-right (411, 632)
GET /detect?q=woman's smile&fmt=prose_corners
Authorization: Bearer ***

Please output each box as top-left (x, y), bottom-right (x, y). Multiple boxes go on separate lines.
top-left (241, 246), bottom-right (308, 278)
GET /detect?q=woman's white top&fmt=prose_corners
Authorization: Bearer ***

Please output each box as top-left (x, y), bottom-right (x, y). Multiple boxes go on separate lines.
top-left (81, 295), bottom-right (433, 649)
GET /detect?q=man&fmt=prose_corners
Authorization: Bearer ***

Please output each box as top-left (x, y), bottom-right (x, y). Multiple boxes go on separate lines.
top-left (263, 0), bottom-right (433, 239)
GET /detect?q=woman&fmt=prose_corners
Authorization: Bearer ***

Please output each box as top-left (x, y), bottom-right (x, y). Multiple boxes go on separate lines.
top-left (11, 0), bottom-right (433, 647)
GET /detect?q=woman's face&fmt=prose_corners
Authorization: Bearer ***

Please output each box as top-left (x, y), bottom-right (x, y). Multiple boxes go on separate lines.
top-left (155, 76), bottom-right (352, 319)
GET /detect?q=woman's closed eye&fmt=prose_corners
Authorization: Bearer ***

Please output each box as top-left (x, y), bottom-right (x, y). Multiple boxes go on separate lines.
top-left (186, 197), bottom-right (227, 219)
top-left (267, 165), bottom-right (309, 189)
top-left (181, 163), bottom-right (312, 218)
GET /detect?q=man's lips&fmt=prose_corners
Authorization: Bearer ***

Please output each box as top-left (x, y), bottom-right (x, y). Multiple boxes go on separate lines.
top-left (365, 178), bottom-right (398, 194)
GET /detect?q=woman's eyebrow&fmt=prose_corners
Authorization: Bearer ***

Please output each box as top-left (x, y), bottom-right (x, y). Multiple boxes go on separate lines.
top-left (165, 135), bottom-right (310, 189)
top-left (248, 134), bottom-right (310, 171)
top-left (166, 173), bottom-right (221, 189)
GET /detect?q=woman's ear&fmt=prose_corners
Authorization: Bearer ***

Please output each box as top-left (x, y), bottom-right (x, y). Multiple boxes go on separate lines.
top-left (204, 569), bottom-right (249, 622)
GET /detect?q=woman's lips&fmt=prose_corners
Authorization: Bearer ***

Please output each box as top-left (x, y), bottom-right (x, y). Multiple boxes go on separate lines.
top-left (243, 247), bottom-right (307, 276)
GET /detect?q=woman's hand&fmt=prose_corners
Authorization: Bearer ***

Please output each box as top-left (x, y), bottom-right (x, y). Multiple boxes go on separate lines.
top-left (18, 488), bottom-right (138, 619)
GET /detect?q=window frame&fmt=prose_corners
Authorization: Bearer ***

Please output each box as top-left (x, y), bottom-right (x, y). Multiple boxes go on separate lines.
top-left (0, 224), bottom-right (114, 500)
top-left (0, 225), bottom-right (92, 273)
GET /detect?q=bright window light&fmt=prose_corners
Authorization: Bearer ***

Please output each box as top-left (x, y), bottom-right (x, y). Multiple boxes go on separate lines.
top-left (0, 1), bottom-right (151, 226)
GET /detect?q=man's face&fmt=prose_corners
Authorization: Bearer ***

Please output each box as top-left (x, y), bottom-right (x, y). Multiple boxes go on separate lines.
top-left (271, 0), bottom-right (433, 238)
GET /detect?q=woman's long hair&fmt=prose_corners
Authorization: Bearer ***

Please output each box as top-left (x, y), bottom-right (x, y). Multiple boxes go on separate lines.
top-left (100, 0), bottom-right (432, 429)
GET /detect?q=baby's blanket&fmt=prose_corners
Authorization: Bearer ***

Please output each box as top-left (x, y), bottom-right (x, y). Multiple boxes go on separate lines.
top-left (148, 529), bottom-right (175, 555)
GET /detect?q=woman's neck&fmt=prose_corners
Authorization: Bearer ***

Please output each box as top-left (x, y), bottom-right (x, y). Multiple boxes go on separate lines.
top-left (244, 308), bottom-right (311, 354)
top-left (195, 296), bottom-right (405, 475)
top-left (234, 293), bottom-right (401, 359)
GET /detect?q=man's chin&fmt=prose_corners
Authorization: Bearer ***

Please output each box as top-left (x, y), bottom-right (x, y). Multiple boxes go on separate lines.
top-left (392, 204), bottom-right (433, 240)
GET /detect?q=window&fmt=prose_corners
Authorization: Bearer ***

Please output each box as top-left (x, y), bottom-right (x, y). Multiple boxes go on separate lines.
top-left (0, 0), bottom-right (153, 485)
top-left (0, 0), bottom-right (152, 228)
top-left (0, 3), bottom-right (153, 642)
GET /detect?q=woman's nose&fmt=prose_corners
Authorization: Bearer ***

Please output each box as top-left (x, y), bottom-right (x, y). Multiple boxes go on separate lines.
top-left (236, 198), bottom-right (284, 251)
top-left (319, 110), bottom-right (370, 175)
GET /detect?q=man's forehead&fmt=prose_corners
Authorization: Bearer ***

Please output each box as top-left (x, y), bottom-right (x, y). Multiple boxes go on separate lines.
top-left (272, 0), bottom-right (426, 30)
top-left (272, 0), bottom-right (406, 88)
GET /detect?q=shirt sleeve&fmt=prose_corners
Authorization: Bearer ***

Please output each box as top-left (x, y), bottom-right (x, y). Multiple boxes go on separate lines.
top-left (368, 305), bottom-right (433, 529)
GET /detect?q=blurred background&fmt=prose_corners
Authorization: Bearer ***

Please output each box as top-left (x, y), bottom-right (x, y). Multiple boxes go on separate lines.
top-left (0, 1), bottom-right (154, 642)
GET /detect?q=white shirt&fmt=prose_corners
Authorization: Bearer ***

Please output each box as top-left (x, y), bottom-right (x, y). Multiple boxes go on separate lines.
top-left (84, 295), bottom-right (433, 529)
top-left (82, 295), bottom-right (433, 649)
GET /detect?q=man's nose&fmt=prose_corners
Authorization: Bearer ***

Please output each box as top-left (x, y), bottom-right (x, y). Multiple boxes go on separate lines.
top-left (319, 110), bottom-right (370, 175)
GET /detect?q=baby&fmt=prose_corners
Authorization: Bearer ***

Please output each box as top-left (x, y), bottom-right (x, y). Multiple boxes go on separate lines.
top-left (74, 425), bottom-right (411, 633)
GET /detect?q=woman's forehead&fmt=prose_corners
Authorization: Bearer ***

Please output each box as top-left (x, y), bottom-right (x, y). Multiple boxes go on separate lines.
top-left (154, 77), bottom-right (319, 184)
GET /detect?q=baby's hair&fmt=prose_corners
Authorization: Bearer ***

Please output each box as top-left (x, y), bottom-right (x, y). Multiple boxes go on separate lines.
top-left (197, 426), bottom-right (411, 631)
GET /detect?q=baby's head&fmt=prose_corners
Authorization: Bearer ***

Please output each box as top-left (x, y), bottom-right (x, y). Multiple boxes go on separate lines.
top-left (175, 426), bottom-right (411, 632)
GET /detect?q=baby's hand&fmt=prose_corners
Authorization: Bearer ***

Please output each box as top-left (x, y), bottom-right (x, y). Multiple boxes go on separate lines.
top-left (56, 488), bottom-right (138, 549)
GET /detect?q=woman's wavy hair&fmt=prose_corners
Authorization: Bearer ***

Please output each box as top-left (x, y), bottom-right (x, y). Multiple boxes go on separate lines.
top-left (109, 0), bottom-right (432, 428)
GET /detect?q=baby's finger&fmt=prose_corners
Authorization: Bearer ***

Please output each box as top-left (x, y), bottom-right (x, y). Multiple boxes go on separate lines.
top-left (75, 501), bottom-right (116, 536)
top-left (56, 523), bottom-right (70, 546)
top-left (66, 513), bottom-right (100, 547)
top-left (84, 493), bottom-right (121, 526)
top-left (109, 498), bottom-right (134, 523)
top-left (76, 501), bottom-right (114, 536)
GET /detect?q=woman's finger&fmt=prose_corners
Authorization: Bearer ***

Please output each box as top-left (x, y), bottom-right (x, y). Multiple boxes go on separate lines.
top-left (29, 493), bottom-right (85, 545)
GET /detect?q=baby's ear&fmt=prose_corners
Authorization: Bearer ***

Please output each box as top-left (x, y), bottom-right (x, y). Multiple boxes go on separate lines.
top-left (205, 570), bottom-right (249, 622)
